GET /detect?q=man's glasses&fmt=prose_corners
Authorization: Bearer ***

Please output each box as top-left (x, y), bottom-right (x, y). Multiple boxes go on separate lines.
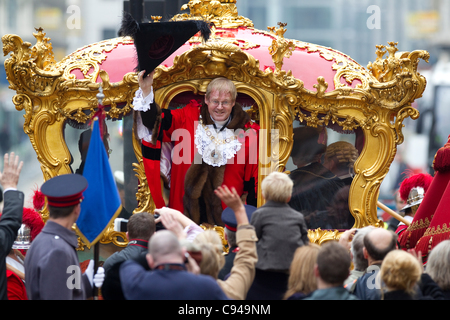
top-left (211, 100), bottom-right (232, 107)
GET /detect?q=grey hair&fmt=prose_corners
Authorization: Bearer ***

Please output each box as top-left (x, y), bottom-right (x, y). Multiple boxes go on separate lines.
top-left (426, 240), bottom-right (450, 290)
top-left (351, 226), bottom-right (376, 271)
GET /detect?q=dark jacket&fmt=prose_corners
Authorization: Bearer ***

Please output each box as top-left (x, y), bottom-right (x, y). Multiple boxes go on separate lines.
top-left (382, 290), bottom-right (414, 300)
top-left (218, 246), bottom-right (237, 280)
top-left (0, 190), bottom-right (24, 300)
top-left (120, 260), bottom-right (230, 300)
top-left (442, 290), bottom-right (450, 300)
top-left (288, 162), bottom-right (346, 229)
top-left (415, 273), bottom-right (445, 300)
top-left (251, 200), bottom-right (309, 272)
top-left (24, 221), bottom-right (92, 300)
top-left (352, 264), bottom-right (382, 300)
top-left (246, 268), bottom-right (289, 300)
top-left (304, 286), bottom-right (358, 300)
top-left (102, 251), bottom-right (149, 300)
top-left (103, 239), bottom-right (148, 274)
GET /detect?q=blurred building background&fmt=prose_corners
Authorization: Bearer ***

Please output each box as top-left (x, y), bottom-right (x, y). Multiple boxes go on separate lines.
top-left (1, 0), bottom-right (450, 204)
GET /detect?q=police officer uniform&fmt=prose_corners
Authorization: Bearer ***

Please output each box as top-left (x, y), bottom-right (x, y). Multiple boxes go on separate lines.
top-left (24, 174), bottom-right (93, 300)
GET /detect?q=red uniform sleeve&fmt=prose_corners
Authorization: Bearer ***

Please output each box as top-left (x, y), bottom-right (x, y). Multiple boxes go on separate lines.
top-left (6, 271), bottom-right (27, 300)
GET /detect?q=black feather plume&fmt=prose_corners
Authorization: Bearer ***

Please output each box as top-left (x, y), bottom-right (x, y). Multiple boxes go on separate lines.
top-left (194, 20), bottom-right (212, 43)
top-left (118, 11), bottom-right (140, 38)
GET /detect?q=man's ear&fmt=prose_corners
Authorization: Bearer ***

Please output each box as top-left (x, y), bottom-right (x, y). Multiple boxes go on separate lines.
top-left (363, 247), bottom-right (368, 260)
top-left (73, 203), bottom-right (81, 219)
top-left (313, 264), bottom-right (320, 278)
top-left (146, 253), bottom-right (155, 269)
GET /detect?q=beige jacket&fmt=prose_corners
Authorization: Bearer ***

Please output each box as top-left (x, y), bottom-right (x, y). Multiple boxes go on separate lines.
top-left (217, 225), bottom-right (258, 300)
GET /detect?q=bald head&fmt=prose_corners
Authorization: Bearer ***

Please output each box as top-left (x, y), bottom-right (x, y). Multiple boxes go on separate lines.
top-left (148, 230), bottom-right (183, 265)
top-left (363, 228), bottom-right (397, 262)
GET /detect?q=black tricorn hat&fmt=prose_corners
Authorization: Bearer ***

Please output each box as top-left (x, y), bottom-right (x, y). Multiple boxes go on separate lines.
top-left (119, 12), bottom-right (211, 77)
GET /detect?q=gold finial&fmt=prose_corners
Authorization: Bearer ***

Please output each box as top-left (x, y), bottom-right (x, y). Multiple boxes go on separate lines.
top-left (375, 45), bottom-right (386, 60)
top-left (151, 16), bottom-right (162, 22)
top-left (367, 42), bottom-right (401, 82)
top-left (267, 22), bottom-right (295, 75)
top-left (386, 41), bottom-right (399, 57)
top-left (175, 0), bottom-right (253, 29)
top-left (268, 22), bottom-right (288, 38)
top-left (30, 27), bottom-right (56, 70)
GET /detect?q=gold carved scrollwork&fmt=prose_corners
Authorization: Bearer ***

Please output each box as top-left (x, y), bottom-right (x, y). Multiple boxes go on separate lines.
top-left (308, 228), bottom-right (342, 245)
top-left (2, 30), bottom-right (140, 249)
top-left (175, 0), bottom-right (254, 28)
top-left (59, 37), bottom-right (134, 83)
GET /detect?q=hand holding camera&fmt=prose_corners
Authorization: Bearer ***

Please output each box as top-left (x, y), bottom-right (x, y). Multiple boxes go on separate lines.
top-left (154, 207), bottom-right (186, 240)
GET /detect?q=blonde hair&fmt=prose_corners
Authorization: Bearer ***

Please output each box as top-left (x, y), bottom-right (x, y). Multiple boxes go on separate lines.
top-left (380, 250), bottom-right (422, 295)
top-left (205, 77), bottom-right (237, 101)
top-left (284, 244), bottom-right (320, 299)
top-left (193, 230), bottom-right (225, 279)
top-left (261, 171), bottom-right (293, 203)
top-left (426, 240), bottom-right (450, 290)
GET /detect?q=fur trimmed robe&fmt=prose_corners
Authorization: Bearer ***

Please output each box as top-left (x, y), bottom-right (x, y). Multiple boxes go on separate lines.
top-left (138, 99), bottom-right (259, 226)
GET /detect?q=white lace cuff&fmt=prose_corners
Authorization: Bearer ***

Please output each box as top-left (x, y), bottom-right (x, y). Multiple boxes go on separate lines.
top-left (133, 87), bottom-right (154, 112)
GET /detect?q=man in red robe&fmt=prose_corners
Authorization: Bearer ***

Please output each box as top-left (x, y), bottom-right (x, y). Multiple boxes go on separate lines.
top-left (134, 71), bottom-right (259, 226)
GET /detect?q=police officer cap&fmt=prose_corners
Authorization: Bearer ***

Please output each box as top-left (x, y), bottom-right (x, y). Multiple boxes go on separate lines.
top-left (221, 205), bottom-right (257, 232)
top-left (41, 174), bottom-right (88, 207)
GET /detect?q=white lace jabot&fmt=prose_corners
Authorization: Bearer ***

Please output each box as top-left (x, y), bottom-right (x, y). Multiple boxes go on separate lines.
top-left (194, 116), bottom-right (242, 167)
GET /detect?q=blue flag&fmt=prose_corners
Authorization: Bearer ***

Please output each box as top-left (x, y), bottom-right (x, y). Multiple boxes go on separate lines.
top-left (76, 118), bottom-right (122, 247)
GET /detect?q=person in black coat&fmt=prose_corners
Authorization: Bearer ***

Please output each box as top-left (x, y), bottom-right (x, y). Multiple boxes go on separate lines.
top-left (103, 212), bottom-right (155, 274)
top-left (102, 212), bottom-right (155, 300)
top-left (288, 126), bottom-right (346, 229)
top-left (0, 152), bottom-right (24, 300)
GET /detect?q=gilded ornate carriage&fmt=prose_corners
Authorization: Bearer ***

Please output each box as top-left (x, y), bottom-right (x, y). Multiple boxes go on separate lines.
top-left (2, 0), bottom-right (429, 250)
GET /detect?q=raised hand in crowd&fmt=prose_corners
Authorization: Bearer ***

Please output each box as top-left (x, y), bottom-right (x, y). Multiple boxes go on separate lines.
top-left (214, 186), bottom-right (248, 225)
top-left (154, 207), bottom-right (187, 240)
top-left (0, 152), bottom-right (24, 190)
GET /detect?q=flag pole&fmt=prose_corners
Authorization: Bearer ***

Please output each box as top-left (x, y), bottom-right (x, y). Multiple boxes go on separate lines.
top-left (92, 84), bottom-right (105, 300)
top-left (93, 242), bottom-right (100, 299)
